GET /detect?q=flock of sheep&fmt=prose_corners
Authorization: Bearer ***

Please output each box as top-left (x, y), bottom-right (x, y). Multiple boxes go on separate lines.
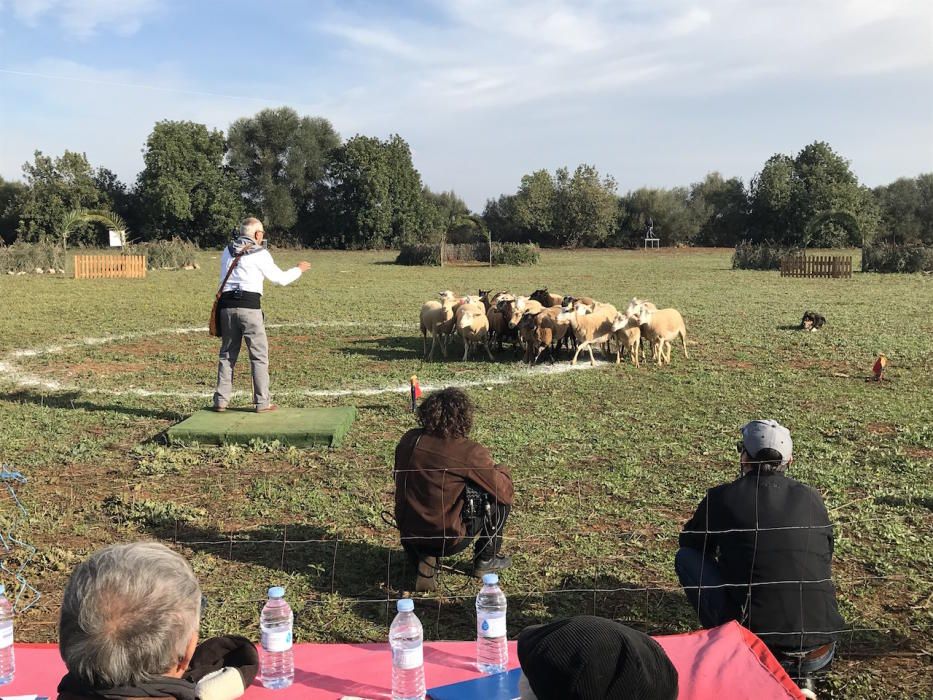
top-left (419, 288), bottom-right (688, 367)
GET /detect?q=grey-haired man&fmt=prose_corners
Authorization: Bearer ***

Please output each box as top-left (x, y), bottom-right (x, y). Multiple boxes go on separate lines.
top-left (676, 420), bottom-right (844, 687)
top-left (212, 217), bottom-right (310, 413)
top-left (57, 541), bottom-right (257, 699)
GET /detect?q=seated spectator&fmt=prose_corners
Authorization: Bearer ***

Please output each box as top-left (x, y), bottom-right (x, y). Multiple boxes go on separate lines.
top-left (517, 615), bottom-right (678, 700)
top-left (394, 387), bottom-right (513, 586)
top-left (57, 541), bottom-right (257, 700)
top-left (676, 420), bottom-right (844, 684)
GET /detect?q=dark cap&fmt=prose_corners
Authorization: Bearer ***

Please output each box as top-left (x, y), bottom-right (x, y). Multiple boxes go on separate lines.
top-left (517, 615), bottom-right (678, 700)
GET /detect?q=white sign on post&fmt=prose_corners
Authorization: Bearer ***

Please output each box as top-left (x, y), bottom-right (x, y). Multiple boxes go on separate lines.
top-left (108, 230), bottom-right (127, 247)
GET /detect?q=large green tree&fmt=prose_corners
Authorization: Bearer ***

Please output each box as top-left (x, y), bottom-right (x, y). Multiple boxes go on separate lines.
top-left (227, 107), bottom-right (340, 236)
top-left (314, 134), bottom-right (430, 248)
top-left (15, 150), bottom-right (109, 245)
top-left (482, 194), bottom-right (523, 243)
top-left (0, 177), bottom-right (26, 244)
top-left (422, 189), bottom-right (476, 244)
top-left (749, 142), bottom-right (878, 247)
top-left (689, 172), bottom-right (749, 246)
top-left (552, 164), bottom-right (619, 247)
top-left (874, 174), bottom-right (933, 244)
top-left (617, 186), bottom-right (697, 247)
top-left (482, 164), bottom-right (618, 247)
top-left (512, 169), bottom-right (556, 244)
top-left (136, 120), bottom-right (243, 245)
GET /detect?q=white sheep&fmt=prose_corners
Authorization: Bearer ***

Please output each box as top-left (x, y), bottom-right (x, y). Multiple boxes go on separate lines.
top-left (456, 302), bottom-right (495, 361)
top-left (630, 303), bottom-right (688, 366)
top-left (610, 313), bottom-right (641, 368)
top-left (557, 304), bottom-right (616, 366)
top-left (419, 290), bottom-right (456, 360)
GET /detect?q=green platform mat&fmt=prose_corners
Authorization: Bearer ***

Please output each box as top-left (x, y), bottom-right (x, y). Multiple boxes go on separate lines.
top-left (167, 407), bottom-right (357, 448)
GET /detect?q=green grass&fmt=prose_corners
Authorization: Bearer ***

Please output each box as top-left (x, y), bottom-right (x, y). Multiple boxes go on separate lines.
top-left (0, 248), bottom-right (931, 697)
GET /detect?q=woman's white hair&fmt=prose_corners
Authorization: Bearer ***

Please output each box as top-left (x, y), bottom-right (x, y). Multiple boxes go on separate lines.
top-left (59, 541), bottom-right (201, 687)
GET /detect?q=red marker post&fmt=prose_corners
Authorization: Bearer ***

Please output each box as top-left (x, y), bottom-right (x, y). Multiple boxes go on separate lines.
top-left (410, 375), bottom-right (422, 412)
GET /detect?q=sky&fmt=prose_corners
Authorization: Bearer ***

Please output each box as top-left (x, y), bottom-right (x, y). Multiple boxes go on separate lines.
top-left (0, 0), bottom-right (931, 210)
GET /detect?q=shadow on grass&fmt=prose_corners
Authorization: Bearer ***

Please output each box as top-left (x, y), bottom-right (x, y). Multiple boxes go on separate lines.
top-left (344, 335), bottom-right (522, 365)
top-left (0, 389), bottom-right (181, 421)
top-left (343, 335), bottom-right (426, 362)
top-left (525, 573), bottom-right (698, 637)
top-left (156, 521), bottom-right (417, 600)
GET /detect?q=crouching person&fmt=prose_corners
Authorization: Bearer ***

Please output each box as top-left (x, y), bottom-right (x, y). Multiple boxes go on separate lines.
top-left (394, 387), bottom-right (513, 590)
top-left (517, 615), bottom-right (678, 700)
top-left (676, 420), bottom-right (844, 693)
top-left (58, 541), bottom-right (258, 700)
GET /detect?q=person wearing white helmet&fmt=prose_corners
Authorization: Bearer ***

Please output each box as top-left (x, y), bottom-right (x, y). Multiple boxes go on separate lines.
top-left (675, 420), bottom-right (844, 692)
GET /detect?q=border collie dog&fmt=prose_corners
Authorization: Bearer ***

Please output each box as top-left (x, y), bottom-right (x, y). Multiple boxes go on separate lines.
top-left (800, 310), bottom-right (826, 331)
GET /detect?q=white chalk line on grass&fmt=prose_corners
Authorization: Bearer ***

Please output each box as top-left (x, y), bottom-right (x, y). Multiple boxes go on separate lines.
top-left (0, 322), bottom-right (611, 400)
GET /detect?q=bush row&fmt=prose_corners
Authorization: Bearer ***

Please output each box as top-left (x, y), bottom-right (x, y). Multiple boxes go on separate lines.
top-left (491, 242), bottom-right (539, 266)
top-left (731, 241), bottom-right (800, 270)
top-left (129, 238), bottom-right (200, 270)
top-left (0, 241), bottom-right (64, 273)
top-left (396, 242), bottom-right (539, 266)
top-left (861, 242), bottom-right (933, 273)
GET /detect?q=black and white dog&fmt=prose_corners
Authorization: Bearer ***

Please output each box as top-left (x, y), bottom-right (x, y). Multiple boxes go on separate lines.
top-left (800, 310), bottom-right (826, 331)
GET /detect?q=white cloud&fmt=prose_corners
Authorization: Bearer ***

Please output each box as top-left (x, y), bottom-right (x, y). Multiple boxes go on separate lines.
top-left (9, 0), bottom-right (160, 38)
top-left (308, 0), bottom-right (933, 111)
top-left (2, 1), bottom-right (930, 208)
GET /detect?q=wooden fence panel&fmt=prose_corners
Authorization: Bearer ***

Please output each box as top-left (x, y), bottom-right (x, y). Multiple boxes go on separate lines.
top-left (73, 255), bottom-right (147, 280)
top-left (780, 254), bottom-right (852, 279)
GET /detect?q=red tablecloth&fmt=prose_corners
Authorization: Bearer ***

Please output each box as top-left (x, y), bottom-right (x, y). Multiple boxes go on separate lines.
top-left (0, 622), bottom-right (802, 699)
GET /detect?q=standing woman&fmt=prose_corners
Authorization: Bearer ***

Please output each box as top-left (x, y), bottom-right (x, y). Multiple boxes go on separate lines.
top-left (212, 217), bottom-right (310, 413)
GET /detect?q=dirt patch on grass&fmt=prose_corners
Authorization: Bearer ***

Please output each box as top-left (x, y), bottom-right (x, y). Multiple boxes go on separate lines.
top-left (905, 447), bottom-right (933, 459)
top-left (865, 422), bottom-right (896, 435)
top-left (721, 359), bottom-right (755, 369)
top-left (62, 360), bottom-right (149, 377)
top-left (789, 358), bottom-right (851, 372)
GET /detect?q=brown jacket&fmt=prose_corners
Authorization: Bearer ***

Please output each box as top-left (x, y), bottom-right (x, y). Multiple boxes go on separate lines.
top-left (394, 429), bottom-right (513, 551)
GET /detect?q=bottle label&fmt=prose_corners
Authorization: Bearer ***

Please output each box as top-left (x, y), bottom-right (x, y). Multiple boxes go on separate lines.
top-left (0, 624), bottom-right (12, 649)
top-left (261, 629), bottom-right (293, 652)
top-left (477, 614), bottom-right (506, 638)
top-left (393, 645), bottom-right (423, 670)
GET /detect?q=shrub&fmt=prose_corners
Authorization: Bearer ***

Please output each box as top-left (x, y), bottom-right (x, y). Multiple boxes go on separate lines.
top-left (396, 241), bottom-right (540, 266)
top-left (492, 242), bottom-right (539, 266)
top-left (0, 240), bottom-right (64, 273)
top-left (130, 237), bottom-right (200, 269)
top-left (862, 242), bottom-right (933, 273)
top-left (396, 243), bottom-right (441, 266)
top-left (731, 240), bottom-right (799, 270)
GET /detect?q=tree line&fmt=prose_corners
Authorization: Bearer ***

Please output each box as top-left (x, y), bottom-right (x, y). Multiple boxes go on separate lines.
top-left (0, 108), bottom-right (929, 249)
top-left (485, 143), bottom-right (931, 248)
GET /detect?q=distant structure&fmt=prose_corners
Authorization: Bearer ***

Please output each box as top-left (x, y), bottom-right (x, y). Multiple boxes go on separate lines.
top-left (644, 217), bottom-right (660, 249)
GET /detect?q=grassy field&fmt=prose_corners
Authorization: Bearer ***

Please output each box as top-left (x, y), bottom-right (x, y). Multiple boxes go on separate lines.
top-left (0, 248), bottom-right (930, 697)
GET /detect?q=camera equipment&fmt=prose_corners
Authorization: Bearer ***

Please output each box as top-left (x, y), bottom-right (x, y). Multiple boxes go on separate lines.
top-left (461, 483), bottom-right (490, 522)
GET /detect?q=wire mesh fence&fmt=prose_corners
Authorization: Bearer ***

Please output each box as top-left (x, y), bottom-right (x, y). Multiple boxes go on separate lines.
top-left (5, 458), bottom-right (927, 673)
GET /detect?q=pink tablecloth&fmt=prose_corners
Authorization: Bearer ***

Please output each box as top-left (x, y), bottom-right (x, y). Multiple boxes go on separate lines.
top-left (1, 622), bottom-right (802, 699)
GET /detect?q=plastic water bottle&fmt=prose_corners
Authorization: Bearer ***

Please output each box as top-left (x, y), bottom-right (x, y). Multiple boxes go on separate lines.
top-left (260, 586), bottom-right (294, 689)
top-left (476, 573), bottom-right (507, 674)
top-left (390, 599), bottom-right (425, 700)
top-left (0, 584), bottom-right (14, 685)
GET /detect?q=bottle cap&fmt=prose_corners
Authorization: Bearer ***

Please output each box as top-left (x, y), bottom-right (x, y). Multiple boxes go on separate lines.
top-left (482, 573), bottom-right (499, 585)
top-left (268, 586), bottom-right (285, 599)
top-left (397, 598), bottom-right (414, 612)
